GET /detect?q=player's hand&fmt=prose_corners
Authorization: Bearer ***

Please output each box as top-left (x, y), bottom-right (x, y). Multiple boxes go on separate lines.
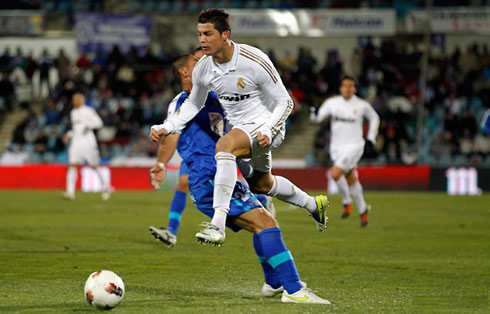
top-left (257, 131), bottom-right (271, 147)
top-left (149, 162), bottom-right (166, 189)
top-left (149, 128), bottom-right (168, 142)
top-left (62, 134), bottom-right (71, 144)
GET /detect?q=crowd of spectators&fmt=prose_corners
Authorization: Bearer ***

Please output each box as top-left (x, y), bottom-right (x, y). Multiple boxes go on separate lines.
top-left (310, 40), bottom-right (490, 166)
top-left (1, 38), bottom-right (490, 166)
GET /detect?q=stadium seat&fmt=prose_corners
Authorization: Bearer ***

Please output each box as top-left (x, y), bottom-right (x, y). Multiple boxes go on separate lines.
top-left (43, 152), bottom-right (56, 163)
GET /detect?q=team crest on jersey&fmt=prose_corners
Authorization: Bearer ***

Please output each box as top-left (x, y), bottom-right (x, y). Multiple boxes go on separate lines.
top-left (208, 112), bottom-right (224, 136)
top-left (236, 77), bottom-right (246, 90)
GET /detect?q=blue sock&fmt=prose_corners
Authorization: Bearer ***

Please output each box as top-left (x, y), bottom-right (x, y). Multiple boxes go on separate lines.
top-left (167, 190), bottom-right (187, 236)
top-left (253, 234), bottom-right (281, 289)
top-left (256, 228), bottom-right (302, 294)
top-left (255, 194), bottom-right (268, 208)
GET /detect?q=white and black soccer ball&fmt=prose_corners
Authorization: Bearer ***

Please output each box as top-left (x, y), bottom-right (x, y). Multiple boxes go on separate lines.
top-left (84, 270), bottom-right (125, 310)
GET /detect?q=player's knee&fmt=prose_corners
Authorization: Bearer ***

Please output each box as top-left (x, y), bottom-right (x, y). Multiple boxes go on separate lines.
top-left (252, 209), bottom-right (278, 233)
top-left (331, 167), bottom-right (343, 181)
top-left (176, 179), bottom-right (189, 192)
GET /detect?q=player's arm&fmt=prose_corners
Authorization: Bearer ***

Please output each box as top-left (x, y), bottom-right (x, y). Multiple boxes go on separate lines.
top-left (63, 112), bottom-right (74, 144)
top-left (150, 71), bottom-right (208, 142)
top-left (310, 98), bottom-right (331, 123)
top-left (83, 108), bottom-right (103, 133)
top-left (257, 58), bottom-right (293, 146)
top-left (150, 133), bottom-right (180, 189)
top-left (364, 101), bottom-right (380, 144)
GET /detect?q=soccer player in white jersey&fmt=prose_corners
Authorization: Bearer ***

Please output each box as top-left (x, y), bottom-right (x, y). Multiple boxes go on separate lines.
top-left (150, 9), bottom-right (328, 245)
top-left (62, 93), bottom-right (110, 200)
top-left (311, 76), bottom-right (380, 227)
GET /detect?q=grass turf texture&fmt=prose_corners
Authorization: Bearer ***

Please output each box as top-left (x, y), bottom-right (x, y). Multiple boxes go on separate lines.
top-left (0, 190), bottom-right (489, 313)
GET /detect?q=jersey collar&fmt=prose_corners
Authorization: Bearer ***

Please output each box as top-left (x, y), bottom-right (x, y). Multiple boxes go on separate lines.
top-left (211, 41), bottom-right (239, 74)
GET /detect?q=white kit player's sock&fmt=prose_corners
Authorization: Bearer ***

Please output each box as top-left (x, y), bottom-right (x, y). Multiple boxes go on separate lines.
top-left (66, 167), bottom-right (77, 196)
top-left (94, 166), bottom-right (108, 191)
top-left (211, 152), bottom-right (237, 232)
top-left (349, 181), bottom-right (367, 214)
top-left (268, 176), bottom-right (316, 213)
top-left (336, 176), bottom-right (352, 205)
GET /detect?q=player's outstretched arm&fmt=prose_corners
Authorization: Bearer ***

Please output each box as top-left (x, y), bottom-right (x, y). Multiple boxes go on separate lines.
top-left (311, 98), bottom-right (331, 123)
top-left (150, 134), bottom-right (180, 189)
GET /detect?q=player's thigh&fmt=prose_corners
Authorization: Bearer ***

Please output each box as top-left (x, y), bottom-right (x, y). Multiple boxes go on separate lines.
top-left (85, 147), bottom-right (101, 167)
top-left (230, 207), bottom-right (278, 234)
top-left (216, 128), bottom-right (251, 157)
top-left (68, 145), bottom-right (84, 165)
top-left (345, 169), bottom-right (359, 185)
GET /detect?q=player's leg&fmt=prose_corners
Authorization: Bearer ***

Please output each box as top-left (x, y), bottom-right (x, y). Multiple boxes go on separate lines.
top-left (64, 163), bottom-right (78, 200)
top-left (87, 148), bottom-right (111, 200)
top-left (64, 144), bottom-right (80, 200)
top-left (346, 169), bottom-right (370, 227)
top-left (330, 166), bottom-right (353, 218)
top-left (150, 173), bottom-right (188, 247)
top-left (231, 208), bottom-right (329, 304)
top-left (242, 153), bottom-right (328, 231)
top-left (208, 129), bottom-right (251, 235)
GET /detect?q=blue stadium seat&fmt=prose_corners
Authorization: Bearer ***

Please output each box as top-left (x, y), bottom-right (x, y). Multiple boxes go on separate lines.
top-left (43, 152), bottom-right (56, 163)
top-left (29, 153), bottom-right (42, 164)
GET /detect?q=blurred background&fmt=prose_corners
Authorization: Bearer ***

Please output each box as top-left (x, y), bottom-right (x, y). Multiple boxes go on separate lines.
top-left (0, 0), bottom-right (489, 193)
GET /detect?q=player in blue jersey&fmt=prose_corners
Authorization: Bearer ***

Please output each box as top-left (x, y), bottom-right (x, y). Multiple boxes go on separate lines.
top-left (149, 51), bottom-right (274, 247)
top-left (149, 49), bottom-right (330, 304)
top-left (482, 109), bottom-right (490, 135)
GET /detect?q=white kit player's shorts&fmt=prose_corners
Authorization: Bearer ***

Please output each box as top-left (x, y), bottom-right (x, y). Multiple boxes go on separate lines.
top-left (233, 120), bottom-right (285, 177)
top-left (69, 142), bottom-right (101, 166)
top-left (330, 143), bottom-right (364, 172)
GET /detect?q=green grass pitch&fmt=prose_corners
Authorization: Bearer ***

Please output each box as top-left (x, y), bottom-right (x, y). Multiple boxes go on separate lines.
top-left (0, 190), bottom-right (489, 313)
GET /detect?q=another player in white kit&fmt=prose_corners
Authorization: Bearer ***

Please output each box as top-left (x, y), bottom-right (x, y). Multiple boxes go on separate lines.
top-left (311, 76), bottom-right (379, 227)
top-left (63, 93), bottom-right (110, 200)
top-left (150, 9), bottom-right (328, 245)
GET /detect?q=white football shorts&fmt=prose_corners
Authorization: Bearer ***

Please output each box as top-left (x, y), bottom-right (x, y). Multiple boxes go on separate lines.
top-left (69, 142), bottom-right (100, 166)
top-left (233, 120), bottom-right (285, 177)
top-left (330, 143), bottom-right (364, 172)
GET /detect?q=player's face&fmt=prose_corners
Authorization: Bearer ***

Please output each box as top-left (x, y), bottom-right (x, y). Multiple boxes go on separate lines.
top-left (340, 79), bottom-right (356, 99)
top-left (197, 23), bottom-right (229, 56)
top-left (72, 94), bottom-right (84, 108)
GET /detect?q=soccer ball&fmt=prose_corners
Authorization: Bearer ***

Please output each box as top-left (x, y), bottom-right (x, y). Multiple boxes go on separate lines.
top-left (84, 270), bottom-right (125, 310)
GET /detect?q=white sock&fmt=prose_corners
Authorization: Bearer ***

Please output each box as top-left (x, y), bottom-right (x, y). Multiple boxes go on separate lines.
top-left (211, 152), bottom-right (236, 232)
top-left (268, 176), bottom-right (316, 213)
top-left (94, 166), bottom-right (108, 192)
top-left (66, 167), bottom-right (77, 196)
top-left (349, 181), bottom-right (367, 214)
top-left (336, 176), bottom-right (352, 205)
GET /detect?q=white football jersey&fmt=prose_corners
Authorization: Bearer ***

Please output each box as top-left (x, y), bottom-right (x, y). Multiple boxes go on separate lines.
top-left (313, 95), bottom-right (380, 149)
top-left (162, 41), bottom-right (292, 138)
top-left (69, 105), bottom-right (103, 146)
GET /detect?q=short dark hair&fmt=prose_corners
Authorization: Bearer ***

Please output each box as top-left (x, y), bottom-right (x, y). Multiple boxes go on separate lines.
top-left (198, 9), bottom-right (231, 33)
top-left (341, 75), bottom-right (358, 85)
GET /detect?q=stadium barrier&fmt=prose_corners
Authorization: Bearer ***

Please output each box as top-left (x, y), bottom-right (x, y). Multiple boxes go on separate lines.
top-left (1, 165), bottom-right (488, 192)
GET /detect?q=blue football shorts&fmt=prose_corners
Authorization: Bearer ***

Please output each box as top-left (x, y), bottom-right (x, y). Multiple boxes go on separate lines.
top-left (190, 179), bottom-right (262, 232)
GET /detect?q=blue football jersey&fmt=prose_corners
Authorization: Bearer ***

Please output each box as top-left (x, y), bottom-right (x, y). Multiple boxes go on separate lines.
top-left (174, 91), bottom-right (225, 189)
